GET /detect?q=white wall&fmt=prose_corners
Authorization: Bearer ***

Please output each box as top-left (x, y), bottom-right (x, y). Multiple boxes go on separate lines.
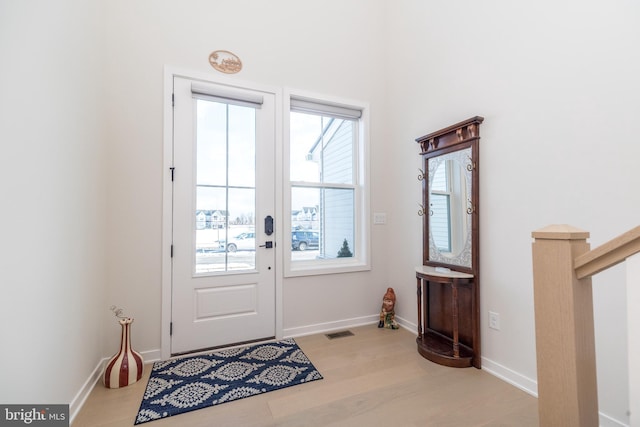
top-left (386, 1), bottom-right (640, 425)
top-left (0, 0), bottom-right (107, 411)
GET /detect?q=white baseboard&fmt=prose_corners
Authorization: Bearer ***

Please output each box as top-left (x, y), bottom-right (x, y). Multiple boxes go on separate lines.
top-left (481, 357), bottom-right (629, 427)
top-left (282, 313), bottom-right (418, 338)
top-left (283, 314), bottom-right (380, 338)
top-left (480, 356), bottom-right (538, 398)
top-left (598, 411), bottom-right (629, 427)
top-left (395, 315), bottom-right (417, 333)
top-left (140, 348), bottom-right (162, 364)
top-left (69, 359), bottom-right (104, 425)
top-left (69, 348), bottom-right (163, 425)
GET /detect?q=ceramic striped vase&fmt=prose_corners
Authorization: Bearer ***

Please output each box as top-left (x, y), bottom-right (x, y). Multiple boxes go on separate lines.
top-left (103, 317), bottom-right (144, 389)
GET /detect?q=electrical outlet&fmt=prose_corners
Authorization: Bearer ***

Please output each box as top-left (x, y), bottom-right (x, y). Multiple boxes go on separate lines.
top-left (489, 311), bottom-right (500, 330)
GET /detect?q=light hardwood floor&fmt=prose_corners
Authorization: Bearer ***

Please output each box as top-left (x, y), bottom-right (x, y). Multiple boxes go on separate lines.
top-left (73, 325), bottom-right (538, 426)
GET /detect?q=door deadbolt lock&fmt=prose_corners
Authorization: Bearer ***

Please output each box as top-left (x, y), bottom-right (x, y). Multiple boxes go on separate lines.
top-left (264, 215), bottom-right (274, 235)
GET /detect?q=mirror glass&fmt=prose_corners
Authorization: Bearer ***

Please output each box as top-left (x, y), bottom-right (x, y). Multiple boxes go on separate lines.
top-left (428, 147), bottom-right (472, 268)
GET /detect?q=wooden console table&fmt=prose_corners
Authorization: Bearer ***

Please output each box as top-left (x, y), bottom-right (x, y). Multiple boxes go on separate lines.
top-left (416, 266), bottom-right (478, 368)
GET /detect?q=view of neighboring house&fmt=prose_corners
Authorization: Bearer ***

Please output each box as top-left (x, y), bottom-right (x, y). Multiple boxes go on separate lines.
top-left (306, 118), bottom-right (356, 258)
top-left (196, 210), bottom-right (228, 229)
top-left (292, 206), bottom-right (318, 230)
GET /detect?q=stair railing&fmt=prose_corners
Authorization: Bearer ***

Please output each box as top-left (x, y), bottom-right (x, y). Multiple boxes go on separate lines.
top-left (531, 224), bottom-right (640, 427)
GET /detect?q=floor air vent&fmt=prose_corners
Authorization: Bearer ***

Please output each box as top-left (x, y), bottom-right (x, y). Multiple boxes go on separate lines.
top-left (325, 330), bottom-right (354, 340)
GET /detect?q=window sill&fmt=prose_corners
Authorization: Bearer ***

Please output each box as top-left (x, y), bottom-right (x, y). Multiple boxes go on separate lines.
top-left (284, 258), bottom-right (371, 278)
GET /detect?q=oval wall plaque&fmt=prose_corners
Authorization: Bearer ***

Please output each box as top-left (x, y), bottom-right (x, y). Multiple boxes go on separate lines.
top-left (209, 50), bottom-right (242, 74)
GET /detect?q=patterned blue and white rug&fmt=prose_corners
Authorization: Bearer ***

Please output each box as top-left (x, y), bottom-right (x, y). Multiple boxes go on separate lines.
top-left (134, 339), bottom-right (323, 424)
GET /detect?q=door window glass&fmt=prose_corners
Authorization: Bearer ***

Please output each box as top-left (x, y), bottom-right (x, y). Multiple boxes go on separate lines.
top-left (195, 99), bottom-right (257, 273)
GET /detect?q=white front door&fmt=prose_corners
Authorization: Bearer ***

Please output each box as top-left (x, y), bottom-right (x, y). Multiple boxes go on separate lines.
top-left (170, 76), bottom-right (276, 355)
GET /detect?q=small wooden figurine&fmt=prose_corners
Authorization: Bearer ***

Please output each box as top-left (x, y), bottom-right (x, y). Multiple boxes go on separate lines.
top-left (378, 287), bottom-right (399, 329)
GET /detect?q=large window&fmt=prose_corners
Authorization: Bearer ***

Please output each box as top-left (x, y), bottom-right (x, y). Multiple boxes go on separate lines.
top-left (285, 93), bottom-right (370, 276)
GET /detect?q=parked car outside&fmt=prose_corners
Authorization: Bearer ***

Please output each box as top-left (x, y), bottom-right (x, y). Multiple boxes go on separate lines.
top-left (291, 230), bottom-right (319, 251)
top-left (225, 232), bottom-right (256, 252)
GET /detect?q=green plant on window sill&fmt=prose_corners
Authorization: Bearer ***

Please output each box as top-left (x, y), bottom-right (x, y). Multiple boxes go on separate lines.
top-left (337, 239), bottom-right (353, 258)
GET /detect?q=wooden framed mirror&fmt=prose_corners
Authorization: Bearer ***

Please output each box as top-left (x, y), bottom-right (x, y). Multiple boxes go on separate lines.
top-left (415, 116), bottom-right (483, 368)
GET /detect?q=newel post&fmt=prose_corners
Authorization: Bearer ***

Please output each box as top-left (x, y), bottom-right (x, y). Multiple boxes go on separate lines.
top-left (531, 225), bottom-right (599, 427)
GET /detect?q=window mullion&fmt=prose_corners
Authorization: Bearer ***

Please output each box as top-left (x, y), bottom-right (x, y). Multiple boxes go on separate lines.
top-left (291, 182), bottom-right (355, 190)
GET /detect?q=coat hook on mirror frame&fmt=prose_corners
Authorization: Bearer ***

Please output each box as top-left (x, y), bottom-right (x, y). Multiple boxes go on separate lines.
top-left (418, 168), bottom-right (426, 181)
top-left (467, 200), bottom-right (476, 214)
top-left (466, 156), bottom-right (476, 171)
top-left (418, 203), bottom-right (426, 216)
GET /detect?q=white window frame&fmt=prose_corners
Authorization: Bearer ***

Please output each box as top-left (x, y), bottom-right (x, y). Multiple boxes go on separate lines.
top-left (283, 89), bottom-right (370, 277)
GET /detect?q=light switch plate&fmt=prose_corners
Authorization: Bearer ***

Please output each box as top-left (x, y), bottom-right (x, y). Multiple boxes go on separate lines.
top-left (373, 213), bottom-right (387, 225)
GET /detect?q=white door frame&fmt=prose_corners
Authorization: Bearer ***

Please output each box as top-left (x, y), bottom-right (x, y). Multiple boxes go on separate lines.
top-left (161, 66), bottom-right (284, 360)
